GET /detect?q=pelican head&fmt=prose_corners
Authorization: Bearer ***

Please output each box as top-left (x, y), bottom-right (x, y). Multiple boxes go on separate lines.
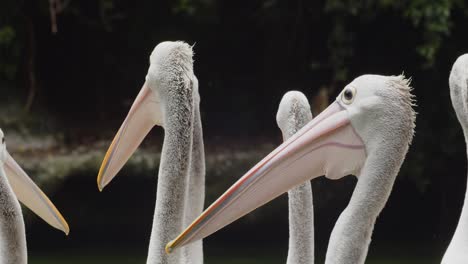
top-left (0, 128), bottom-right (69, 234)
top-left (166, 74), bottom-right (415, 253)
top-left (97, 41), bottom-right (195, 190)
top-left (276, 91), bottom-right (313, 139)
top-left (449, 54), bottom-right (468, 128)
top-left (442, 54), bottom-right (468, 264)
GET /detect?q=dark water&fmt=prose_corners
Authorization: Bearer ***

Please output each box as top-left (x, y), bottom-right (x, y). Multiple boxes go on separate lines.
top-left (23, 153), bottom-right (450, 264)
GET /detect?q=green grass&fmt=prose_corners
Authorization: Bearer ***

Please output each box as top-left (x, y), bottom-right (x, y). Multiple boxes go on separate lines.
top-left (29, 256), bottom-right (438, 264)
top-left (29, 243), bottom-right (441, 264)
top-left (31, 256), bottom-right (145, 264)
top-left (30, 252), bottom-right (438, 264)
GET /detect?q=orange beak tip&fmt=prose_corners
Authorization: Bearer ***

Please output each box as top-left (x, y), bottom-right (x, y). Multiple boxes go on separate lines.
top-left (165, 241), bottom-right (174, 254)
top-left (61, 222), bottom-right (70, 236)
top-left (97, 175), bottom-right (107, 192)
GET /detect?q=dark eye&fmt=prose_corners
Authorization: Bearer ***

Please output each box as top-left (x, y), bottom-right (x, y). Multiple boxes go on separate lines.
top-left (2, 137), bottom-right (4, 144)
top-left (342, 86), bottom-right (356, 104)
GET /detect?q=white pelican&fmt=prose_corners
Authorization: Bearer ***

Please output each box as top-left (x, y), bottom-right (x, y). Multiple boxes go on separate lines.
top-left (183, 76), bottom-right (205, 264)
top-left (166, 74), bottom-right (416, 264)
top-left (97, 41), bottom-right (204, 264)
top-left (0, 129), bottom-right (69, 263)
top-left (442, 54), bottom-right (468, 264)
top-left (276, 91), bottom-right (314, 264)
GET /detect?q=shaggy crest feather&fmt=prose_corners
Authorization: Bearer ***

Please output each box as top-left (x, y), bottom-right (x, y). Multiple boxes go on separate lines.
top-left (384, 74), bottom-right (417, 144)
top-left (150, 41), bottom-right (194, 77)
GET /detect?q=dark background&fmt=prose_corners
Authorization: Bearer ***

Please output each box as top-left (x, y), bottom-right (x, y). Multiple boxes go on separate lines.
top-left (1, 0), bottom-right (468, 263)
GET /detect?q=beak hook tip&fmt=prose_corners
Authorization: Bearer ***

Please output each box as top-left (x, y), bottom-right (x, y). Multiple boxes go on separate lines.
top-left (165, 241), bottom-right (174, 254)
top-left (97, 176), bottom-right (106, 192)
top-left (61, 223), bottom-right (70, 236)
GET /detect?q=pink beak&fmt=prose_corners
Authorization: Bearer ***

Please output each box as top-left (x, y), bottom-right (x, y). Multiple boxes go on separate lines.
top-left (166, 101), bottom-right (366, 253)
top-left (97, 83), bottom-right (162, 190)
top-left (2, 151), bottom-right (69, 234)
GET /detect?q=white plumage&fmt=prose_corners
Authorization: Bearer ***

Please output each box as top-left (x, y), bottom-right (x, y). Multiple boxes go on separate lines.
top-left (0, 129), bottom-right (69, 263)
top-left (97, 41), bottom-right (205, 264)
top-left (442, 54), bottom-right (468, 264)
top-left (276, 91), bottom-right (314, 264)
top-left (167, 74), bottom-right (416, 264)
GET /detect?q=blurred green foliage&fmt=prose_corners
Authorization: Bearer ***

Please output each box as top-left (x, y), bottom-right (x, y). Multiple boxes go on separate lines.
top-left (324, 0), bottom-right (466, 75)
top-left (0, 25), bottom-right (18, 80)
top-left (2, 0), bottom-right (467, 83)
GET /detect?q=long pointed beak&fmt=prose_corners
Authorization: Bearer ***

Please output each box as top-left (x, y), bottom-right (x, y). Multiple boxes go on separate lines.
top-left (166, 101), bottom-right (366, 253)
top-left (3, 152), bottom-right (69, 234)
top-left (97, 83), bottom-right (161, 191)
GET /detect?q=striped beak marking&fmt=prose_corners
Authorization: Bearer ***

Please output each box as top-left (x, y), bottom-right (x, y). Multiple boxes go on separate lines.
top-left (166, 101), bottom-right (367, 253)
top-left (3, 151), bottom-right (69, 234)
top-left (97, 82), bottom-right (162, 191)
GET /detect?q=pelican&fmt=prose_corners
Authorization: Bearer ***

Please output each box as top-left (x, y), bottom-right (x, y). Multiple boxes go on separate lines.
top-left (183, 76), bottom-right (205, 263)
top-left (442, 54), bottom-right (468, 264)
top-left (96, 41), bottom-right (204, 264)
top-left (0, 129), bottom-right (69, 263)
top-left (166, 74), bottom-right (416, 264)
top-left (276, 91), bottom-right (314, 264)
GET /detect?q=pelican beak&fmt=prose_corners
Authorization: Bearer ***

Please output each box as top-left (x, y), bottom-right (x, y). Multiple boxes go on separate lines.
top-left (3, 152), bottom-right (69, 234)
top-left (166, 101), bottom-right (367, 253)
top-left (97, 82), bottom-right (162, 191)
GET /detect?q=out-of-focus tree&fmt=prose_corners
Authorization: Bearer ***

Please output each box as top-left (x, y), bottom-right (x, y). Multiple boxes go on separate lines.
top-left (2, 0), bottom-right (467, 108)
top-left (0, 0), bottom-right (124, 112)
top-left (0, 0), bottom-right (23, 83)
top-left (325, 0), bottom-right (466, 79)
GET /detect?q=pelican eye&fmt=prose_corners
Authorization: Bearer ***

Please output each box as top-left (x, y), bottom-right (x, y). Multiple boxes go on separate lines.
top-left (1, 137), bottom-right (4, 144)
top-left (342, 87), bottom-right (356, 104)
